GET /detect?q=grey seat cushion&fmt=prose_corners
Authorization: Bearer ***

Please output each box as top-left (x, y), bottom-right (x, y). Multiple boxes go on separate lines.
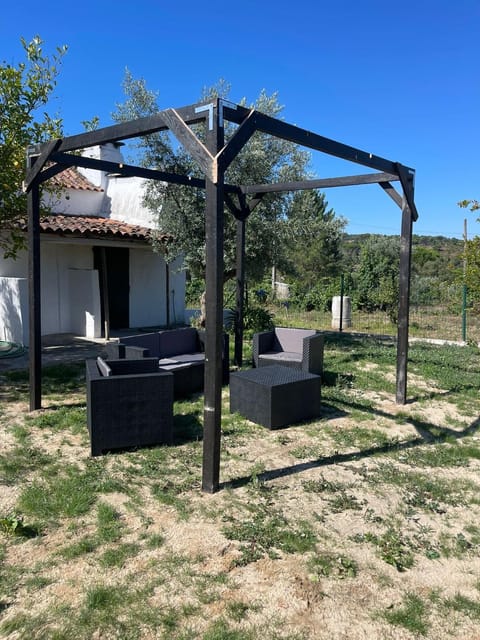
top-left (172, 352), bottom-right (205, 364)
top-left (259, 351), bottom-right (302, 363)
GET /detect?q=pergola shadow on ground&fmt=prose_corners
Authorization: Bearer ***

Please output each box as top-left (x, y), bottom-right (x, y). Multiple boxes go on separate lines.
top-left (25, 97), bottom-right (418, 492)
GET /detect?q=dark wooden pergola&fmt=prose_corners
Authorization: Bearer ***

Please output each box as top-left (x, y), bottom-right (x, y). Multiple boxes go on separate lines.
top-left (25, 97), bottom-right (418, 493)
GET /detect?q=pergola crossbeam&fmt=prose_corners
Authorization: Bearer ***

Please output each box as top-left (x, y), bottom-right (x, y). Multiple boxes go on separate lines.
top-left (252, 111), bottom-right (406, 176)
top-left (49, 151), bottom-right (209, 190)
top-left (240, 172), bottom-right (401, 195)
top-left (28, 102), bottom-right (213, 157)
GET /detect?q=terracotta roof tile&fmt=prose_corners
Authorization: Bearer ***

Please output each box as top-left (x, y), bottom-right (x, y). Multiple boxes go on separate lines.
top-left (51, 167), bottom-right (103, 192)
top-left (19, 215), bottom-right (171, 244)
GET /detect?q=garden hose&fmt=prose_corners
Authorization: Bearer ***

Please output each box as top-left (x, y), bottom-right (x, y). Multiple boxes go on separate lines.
top-left (0, 341), bottom-right (26, 358)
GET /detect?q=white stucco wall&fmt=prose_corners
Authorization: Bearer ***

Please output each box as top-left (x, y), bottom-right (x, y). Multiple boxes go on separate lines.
top-left (40, 243), bottom-right (94, 335)
top-left (0, 243), bottom-right (96, 344)
top-left (68, 269), bottom-right (101, 338)
top-left (129, 250), bottom-right (167, 327)
top-left (104, 176), bottom-right (158, 228)
top-left (129, 252), bottom-right (185, 328)
top-left (49, 189), bottom-right (105, 216)
top-left (46, 143), bottom-right (160, 227)
top-left (0, 277), bottom-right (28, 344)
top-left (168, 256), bottom-right (186, 327)
top-left (0, 241), bottom-right (185, 343)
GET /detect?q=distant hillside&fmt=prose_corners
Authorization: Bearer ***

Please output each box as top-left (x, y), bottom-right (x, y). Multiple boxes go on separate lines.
top-left (342, 233), bottom-right (464, 281)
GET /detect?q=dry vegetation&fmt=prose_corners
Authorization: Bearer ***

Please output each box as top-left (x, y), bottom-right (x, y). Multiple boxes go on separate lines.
top-left (1, 335), bottom-right (480, 639)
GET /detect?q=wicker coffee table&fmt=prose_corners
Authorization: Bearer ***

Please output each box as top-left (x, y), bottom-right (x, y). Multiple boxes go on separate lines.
top-left (229, 365), bottom-right (321, 429)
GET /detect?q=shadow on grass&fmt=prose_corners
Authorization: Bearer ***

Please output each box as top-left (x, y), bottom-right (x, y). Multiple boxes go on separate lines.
top-left (222, 405), bottom-right (480, 490)
top-left (173, 411), bottom-right (203, 444)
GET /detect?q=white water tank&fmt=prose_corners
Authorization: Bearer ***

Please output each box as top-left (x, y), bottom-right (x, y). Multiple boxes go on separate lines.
top-left (331, 296), bottom-right (352, 329)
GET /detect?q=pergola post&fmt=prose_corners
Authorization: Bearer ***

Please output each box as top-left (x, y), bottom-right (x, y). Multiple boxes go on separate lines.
top-left (396, 200), bottom-right (413, 404)
top-left (202, 102), bottom-right (225, 493)
top-left (27, 176), bottom-right (42, 410)
top-left (234, 217), bottom-right (246, 367)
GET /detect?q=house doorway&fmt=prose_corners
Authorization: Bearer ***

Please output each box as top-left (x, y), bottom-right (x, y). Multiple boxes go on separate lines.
top-left (93, 247), bottom-right (130, 332)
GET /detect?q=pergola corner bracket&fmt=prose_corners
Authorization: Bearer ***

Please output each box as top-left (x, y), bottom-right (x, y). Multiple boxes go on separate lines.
top-left (161, 108), bottom-right (215, 180)
top-left (216, 109), bottom-right (256, 172)
top-left (24, 138), bottom-right (62, 192)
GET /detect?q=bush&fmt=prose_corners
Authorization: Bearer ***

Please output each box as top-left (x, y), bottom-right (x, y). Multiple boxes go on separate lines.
top-left (287, 280), bottom-right (339, 312)
top-left (242, 306), bottom-right (275, 336)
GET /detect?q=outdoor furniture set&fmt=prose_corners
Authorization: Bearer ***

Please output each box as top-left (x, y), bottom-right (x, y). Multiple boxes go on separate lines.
top-left (86, 326), bottom-right (324, 455)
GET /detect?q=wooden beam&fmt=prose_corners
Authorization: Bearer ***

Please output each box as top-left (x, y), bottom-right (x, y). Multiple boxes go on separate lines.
top-left (29, 101), bottom-right (213, 156)
top-left (217, 109), bottom-right (256, 171)
top-left (241, 172), bottom-right (401, 195)
top-left (202, 102), bottom-right (224, 494)
top-left (27, 173), bottom-right (42, 410)
top-left (253, 111), bottom-right (403, 175)
top-left (396, 200), bottom-right (413, 404)
top-left (43, 152), bottom-right (240, 194)
top-left (161, 109), bottom-right (214, 181)
top-left (396, 163), bottom-right (418, 221)
top-left (234, 217), bottom-right (246, 367)
top-left (379, 181), bottom-right (404, 208)
top-left (49, 151), bottom-right (207, 190)
top-left (24, 139), bottom-right (62, 191)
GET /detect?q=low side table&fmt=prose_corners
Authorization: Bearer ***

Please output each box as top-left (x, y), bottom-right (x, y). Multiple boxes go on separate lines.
top-left (229, 365), bottom-right (321, 429)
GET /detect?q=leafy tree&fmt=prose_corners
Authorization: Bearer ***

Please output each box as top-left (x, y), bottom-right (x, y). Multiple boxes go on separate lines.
top-left (112, 74), bottom-right (311, 284)
top-left (285, 189), bottom-right (346, 288)
top-left (458, 199), bottom-right (479, 212)
top-left (0, 36), bottom-right (67, 257)
top-left (355, 235), bottom-right (400, 321)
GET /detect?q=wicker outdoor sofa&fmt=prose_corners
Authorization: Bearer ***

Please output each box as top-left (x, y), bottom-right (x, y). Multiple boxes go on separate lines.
top-left (104, 327), bottom-right (229, 397)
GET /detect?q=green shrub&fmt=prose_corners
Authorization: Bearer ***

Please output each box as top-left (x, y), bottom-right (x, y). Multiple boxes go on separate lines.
top-left (242, 306), bottom-right (275, 336)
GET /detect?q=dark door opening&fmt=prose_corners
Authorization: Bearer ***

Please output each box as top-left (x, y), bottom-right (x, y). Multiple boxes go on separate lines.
top-left (94, 247), bottom-right (130, 333)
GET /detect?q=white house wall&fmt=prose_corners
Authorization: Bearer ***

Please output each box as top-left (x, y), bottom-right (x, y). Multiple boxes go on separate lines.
top-left (168, 256), bottom-right (186, 327)
top-left (40, 244), bottom-right (94, 336)
top-left (0, 240), bottom-right (186, 344)
top-left (49, 188), bottom-right (104, 216)
top-left (129, 252), bottom-right (185, 328)
top-left (0, 277), bottom-right (28, 344)
top-left (105, 176), bottom-right (157, 227)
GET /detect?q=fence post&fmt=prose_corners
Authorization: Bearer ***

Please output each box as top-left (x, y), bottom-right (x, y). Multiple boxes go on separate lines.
top-left (462, 284), bottom-right (467, 342)
top-left (339, 275), bottom-right (344, 333)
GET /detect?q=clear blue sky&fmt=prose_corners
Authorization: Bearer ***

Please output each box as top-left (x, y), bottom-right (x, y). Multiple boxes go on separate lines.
top-left (1, 0), bottom-right (479, 238)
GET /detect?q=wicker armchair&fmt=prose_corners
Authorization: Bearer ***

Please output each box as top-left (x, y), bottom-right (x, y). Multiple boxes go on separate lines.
top-left (252, 327), bottom-right (324, 376)
top-left (86, 357), bottom-right (174, 456)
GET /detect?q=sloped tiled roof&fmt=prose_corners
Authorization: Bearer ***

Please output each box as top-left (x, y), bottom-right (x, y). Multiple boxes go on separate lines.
top-left (51, 167), bottom-right (103, 192)
top-left (19, 215), bottom-right (170, 244)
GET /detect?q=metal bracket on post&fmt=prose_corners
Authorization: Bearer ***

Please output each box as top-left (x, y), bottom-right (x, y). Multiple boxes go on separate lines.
top-left (195, 103), bottom-right (215, 131)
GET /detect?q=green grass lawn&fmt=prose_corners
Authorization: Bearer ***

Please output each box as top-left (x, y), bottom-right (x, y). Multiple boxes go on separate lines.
top-left (1, 335), bottom-right (480, 639)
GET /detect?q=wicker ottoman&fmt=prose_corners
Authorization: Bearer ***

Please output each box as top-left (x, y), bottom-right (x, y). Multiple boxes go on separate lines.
top-left (229, 365), bottom-right (321, 429)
